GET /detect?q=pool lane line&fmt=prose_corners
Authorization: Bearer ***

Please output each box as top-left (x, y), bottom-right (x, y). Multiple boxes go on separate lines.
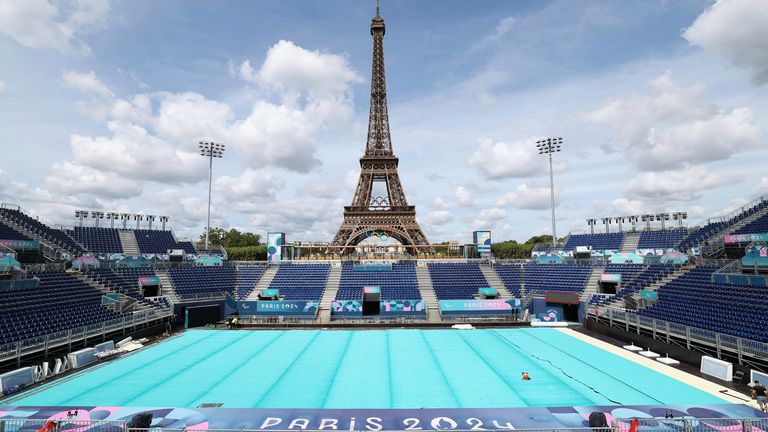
top-left (418, 330), bottom-right (463, 408)
top-left (251, 330), bottom-right (323, 408)
top-left (56, 330), bottom-right (225, 405)
top-left (485, 329), bottom-right (604, 406)
top-left (516, 329), bottom-right (665, 405)
top-left (319, 331), bottom-right (354, 409)
top-left (490, 329), bottom-right (629, 405)
top-left (386, 330), bottom-right (394, 409)
top-left (455, 331), bottom-right (530, 407)
top-left (132, 330), bottom-right (286, 407)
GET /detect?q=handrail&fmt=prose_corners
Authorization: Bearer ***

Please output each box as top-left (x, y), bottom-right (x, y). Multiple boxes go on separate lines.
top-left (0, 309), bottom-right (172, 363)
top-left (589, 309), bottom-right (768, 360)
top-left (705, 192), bottom-right (768, 225)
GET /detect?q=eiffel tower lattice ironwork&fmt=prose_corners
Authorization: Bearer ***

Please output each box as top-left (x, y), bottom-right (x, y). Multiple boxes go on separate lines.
top-left (331, 4), bottom-right (430, 255)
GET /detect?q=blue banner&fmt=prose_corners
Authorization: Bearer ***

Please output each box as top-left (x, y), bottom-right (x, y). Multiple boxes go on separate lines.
top-left (439, 299), bottom-right (521, 316)
top-left (331, 300), bottom-right (363, 316)
top-left (0, 239), bottom-right (39, 250)
top-left (226, 296), bottom-right (318, 318)
top-left (380, 300), bottom-right (426, 316)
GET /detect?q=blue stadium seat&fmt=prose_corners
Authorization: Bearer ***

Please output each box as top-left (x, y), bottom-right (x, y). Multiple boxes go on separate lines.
top-left (335, 262), bottom-right (420, 300)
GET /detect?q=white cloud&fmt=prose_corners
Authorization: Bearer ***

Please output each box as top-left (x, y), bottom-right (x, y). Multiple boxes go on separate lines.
top-left (214, 169), bottom-right (284, 200)
top-left (684, 0), bottom-right (768, 85)
top-left (472, 207), bottom-right (508, 231)
top-left (469, 138), bottom-right (562, 180)
top-left (0, 81), bottom-right (6, 93)
top-left (247, 40), bottom-right (362, 99)
top-left (623, 166), bottom-right (741, 201)
top-left (154, 91), bottom-right (233, 144)
top-left (0, 0), bottom-right (109, 53)
top-left (454, 186), bottom-right (474, 207)
top-left (44, 161), bottom-right (142, 199)
top-left (497, 182), bottom-right (560, 210)
top-left (586, 72), bottom-right (763, 171)
top-left (61, 70), bottom-right (114, 98)
top-left (232, 101), bottom-right (322, 172)
top-left (70, 121), bottom-right (206, 184)
top-left (239, 60), bottom-right (256, 82)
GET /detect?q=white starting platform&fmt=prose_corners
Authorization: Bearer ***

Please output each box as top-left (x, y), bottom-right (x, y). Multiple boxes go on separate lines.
top-left (656, 355), bottom-right (680, 366)
top-left (639, 350), bottom-right (660, 358)
top-left (623, 343), bottom-right (643, 352)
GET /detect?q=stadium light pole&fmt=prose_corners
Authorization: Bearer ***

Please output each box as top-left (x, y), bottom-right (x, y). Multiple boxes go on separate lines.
top-left (199, 141), bottom-right (226, 251)
top-left (537, 137), bottom-right (562, 247)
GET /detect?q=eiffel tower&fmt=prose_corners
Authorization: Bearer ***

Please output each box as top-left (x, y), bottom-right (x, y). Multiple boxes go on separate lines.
top-left (331, 3), bottom-right (430, 255)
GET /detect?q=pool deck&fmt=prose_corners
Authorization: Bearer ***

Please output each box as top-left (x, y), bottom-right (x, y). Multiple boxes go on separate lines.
top-left (559, 328), bottom-right (764, 411)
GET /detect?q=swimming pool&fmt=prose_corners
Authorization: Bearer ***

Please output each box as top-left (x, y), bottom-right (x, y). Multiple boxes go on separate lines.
top-left (10, 328), bottom-right (727, 409)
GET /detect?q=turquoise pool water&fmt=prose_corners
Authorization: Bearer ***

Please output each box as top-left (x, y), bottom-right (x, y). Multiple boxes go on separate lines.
top-left (11, 328), bottom-right (727, 408)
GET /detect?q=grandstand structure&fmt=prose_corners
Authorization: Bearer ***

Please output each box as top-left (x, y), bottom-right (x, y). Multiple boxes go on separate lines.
top-left (2, 4), bottom-right (768, 428)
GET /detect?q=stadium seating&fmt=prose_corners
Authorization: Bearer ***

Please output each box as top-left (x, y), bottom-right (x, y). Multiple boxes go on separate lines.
top-left (589, 264), bottom-right (675, 305)
top-left (84, 268), bottom-right (157, 300)
top-left (267, 263), bottom-right (330, 301)
top-left (0, 272), bottom-right (124, 344)
top-left (637, 229), bottom-right (687, 249)
top-left (427, 263), bottom-right (490, 299)
top-left (0, 222), bottom-right (31, 241)
top-left (177, 241), bottom-right (197, 255)
top-left (0, 208), bottom-right (83, 253)
top-left (72, 227), bottom-right (123, 253)
top-left (732, 213), bottom-right (768, 235)
top-left (638, 266), bottom-right (768, 342)
top-left (563, 233), bottom-right (624, 251)
top-left (135, 229), bottom-right (184, 254)
top-left (495, 264), bottom-right (523, 297)
top-left (523, 264), bottom-right (592, 295)
top-left (678, 200), bottom-right (768, 250)
top-left (169, 267), bottom-right (236, 299)
top-left (235, 264), bottom-right (267, 299)
top-left (335, 262), bottom-right (420, 300)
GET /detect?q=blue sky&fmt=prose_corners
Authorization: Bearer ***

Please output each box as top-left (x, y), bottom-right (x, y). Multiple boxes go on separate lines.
top-left (1, 0), bottom-right (767, 244)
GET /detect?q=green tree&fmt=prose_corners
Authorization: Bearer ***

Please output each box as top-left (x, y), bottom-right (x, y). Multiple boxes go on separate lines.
top-left (197, 227), bottom-right (262, 250)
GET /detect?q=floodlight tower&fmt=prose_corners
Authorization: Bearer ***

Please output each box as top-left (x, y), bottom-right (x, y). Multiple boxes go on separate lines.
top-left (614, 216), bottom-right (626, 233)
top-left (657, 213), bottom-right (670, 230)
top-left (536, 137), bottom-right (562, 247)
top-left (628, 215), bottom-right (639, 232)
top-left (601, 217), bottom-right (611, 234)
top-left (586, 218), bottom-right (597, 235)
top-left (672, 212), bottom-right (687, 228)
top-left (199, 141), bottom-right (226, 251)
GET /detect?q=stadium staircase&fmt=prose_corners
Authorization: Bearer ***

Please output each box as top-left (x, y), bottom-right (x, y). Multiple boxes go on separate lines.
top-left (246, 266), bottom-right (279, 300)
top-left (620, 233), bottom-right (640, 253)
top-left (155, 270), bottom-right (180, 304)
top-left (623, 266), bottom-right (692, 311)
top-left (479, 265), bottom-right (514, 298)
top-left (580, 267), bottom-right (604, 302)
top-left (416, 264), bottom-right (440, 322)
top-left (72, 271), bottom-right (152, 313)
top-left (318, 264), bottom-right (341, 323)
top-left (118, 230), bottom-right (140, 256)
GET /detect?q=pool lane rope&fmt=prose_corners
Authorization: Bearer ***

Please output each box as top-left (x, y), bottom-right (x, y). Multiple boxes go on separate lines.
top-left (490, 330), bottom-right (624, 405)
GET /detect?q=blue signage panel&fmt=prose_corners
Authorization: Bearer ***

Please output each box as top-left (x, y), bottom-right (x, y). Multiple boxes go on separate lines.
top-left (225, 296), bottom-right (318, 318)
top-left (439, 299), bottom-right (518, 315)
